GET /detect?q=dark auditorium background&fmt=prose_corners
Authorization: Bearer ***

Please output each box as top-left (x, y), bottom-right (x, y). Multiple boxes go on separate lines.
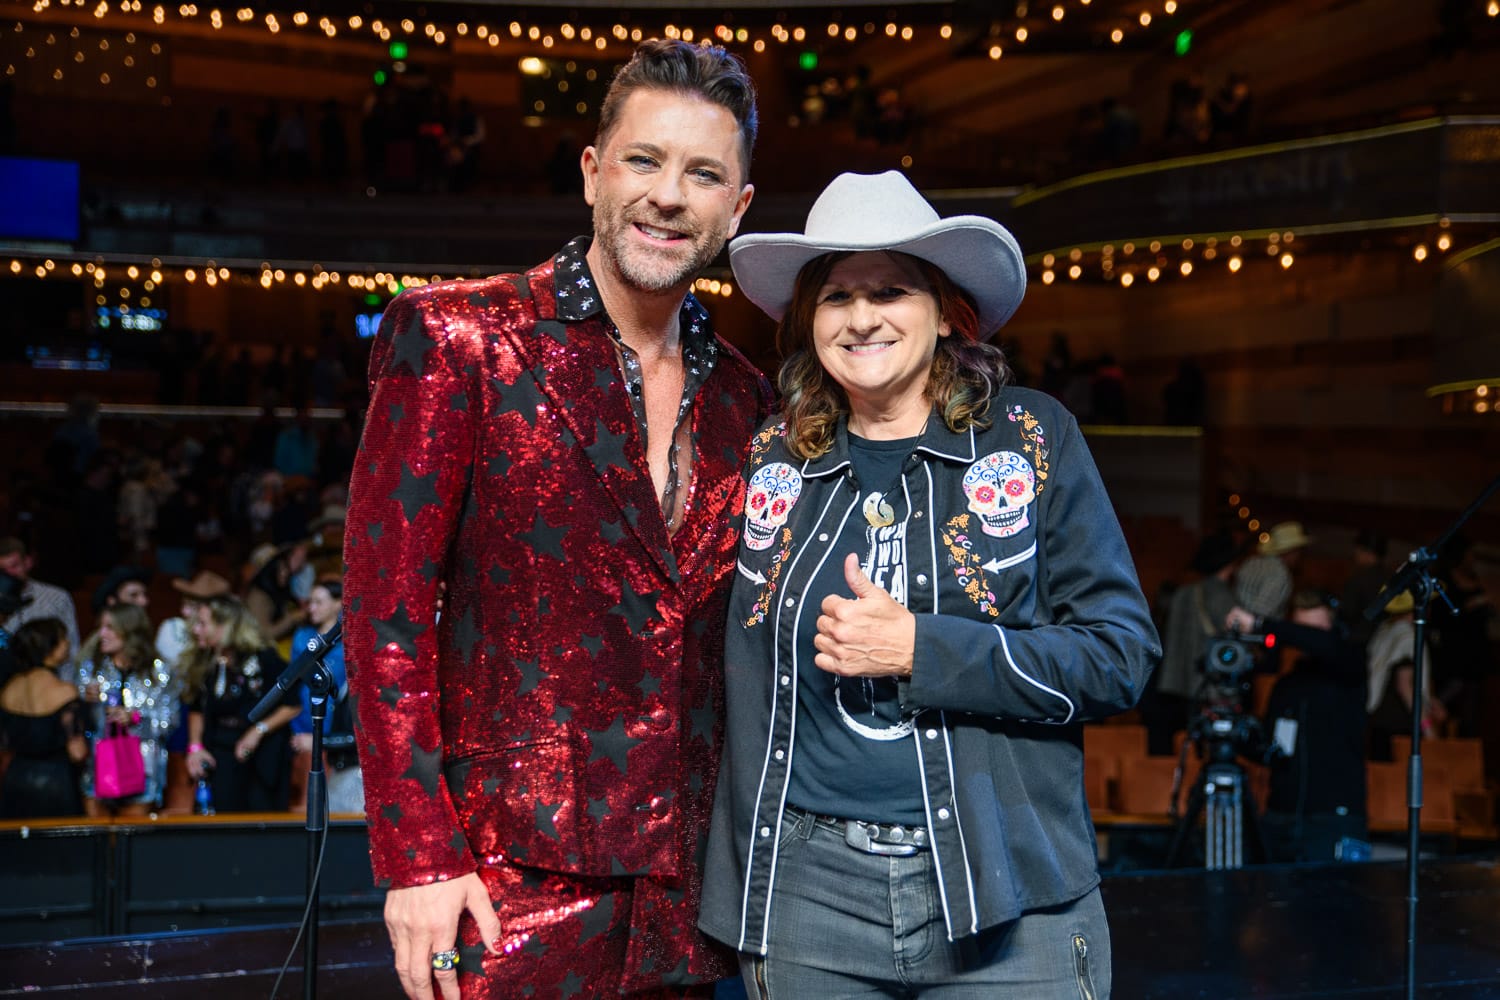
top-left (1, 0), bottom-right (1499, 992)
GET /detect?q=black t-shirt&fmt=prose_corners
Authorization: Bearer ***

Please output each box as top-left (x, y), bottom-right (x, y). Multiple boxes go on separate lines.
top-left (786, 431), bottom-right (927, 826)
top-left (1263, 620), bottom-right (1367, 816)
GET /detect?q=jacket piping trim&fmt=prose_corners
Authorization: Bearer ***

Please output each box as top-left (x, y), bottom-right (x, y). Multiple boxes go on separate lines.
top-left (940, 714), bottom-right (981, 939)
top-left (914, 424), bottom-right (978, 464)
top-left (993, 625), bottom-right (1077, 724)
top-left (737, 485), bottom-right (861, 953)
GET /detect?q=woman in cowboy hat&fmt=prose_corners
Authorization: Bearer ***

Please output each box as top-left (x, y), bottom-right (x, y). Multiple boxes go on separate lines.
top-left (700, 171), bottom-right (1160, 997)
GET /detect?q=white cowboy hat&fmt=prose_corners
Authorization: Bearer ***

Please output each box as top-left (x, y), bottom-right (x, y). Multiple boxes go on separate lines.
top-left (729, 170), bottom-right (1026, 336)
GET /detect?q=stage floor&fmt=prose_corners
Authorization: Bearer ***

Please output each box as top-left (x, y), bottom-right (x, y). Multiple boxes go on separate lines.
top-left (4, 855), bottom-right (1499, 998)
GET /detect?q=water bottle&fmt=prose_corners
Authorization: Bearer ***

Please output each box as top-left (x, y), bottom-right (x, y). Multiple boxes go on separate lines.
top-left (194, 777), bottom-right (215, 816)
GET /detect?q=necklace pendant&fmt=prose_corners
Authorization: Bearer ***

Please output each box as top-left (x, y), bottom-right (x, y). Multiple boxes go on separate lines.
top-left (862, 491), bottom-right (896, 528)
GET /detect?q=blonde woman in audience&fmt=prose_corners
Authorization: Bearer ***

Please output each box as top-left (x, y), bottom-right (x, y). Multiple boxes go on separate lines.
top-left (183, 594), bottom-right (301, 811)
top-left (76, 602), bottom-right (178, 816)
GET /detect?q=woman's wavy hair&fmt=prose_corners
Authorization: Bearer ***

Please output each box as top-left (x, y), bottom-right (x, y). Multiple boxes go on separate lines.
top-left (78, 603), bottom-right (159, 677)
top-left (182, 594), bottom-right (273, 696)
top-left (775, 251), bottom-right (1012, 460)
top-left (4, 617), bottom-right (69, 685)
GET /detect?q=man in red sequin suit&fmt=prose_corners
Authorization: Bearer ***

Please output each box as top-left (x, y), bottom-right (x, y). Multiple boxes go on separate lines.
top-left (344, 40), bottom-right (771, 1000)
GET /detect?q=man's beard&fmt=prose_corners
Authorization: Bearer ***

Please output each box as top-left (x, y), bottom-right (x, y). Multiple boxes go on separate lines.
top-left (594, 205), bottom-right (729, 294)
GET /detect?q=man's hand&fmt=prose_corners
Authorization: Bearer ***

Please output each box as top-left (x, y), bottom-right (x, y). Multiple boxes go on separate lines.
top-left (1225, 606), bottom-right (1258, 634)
top-left (385, 872), bottom-right (502, 1000)
top-left (813, 553), bottom-right (917, 678)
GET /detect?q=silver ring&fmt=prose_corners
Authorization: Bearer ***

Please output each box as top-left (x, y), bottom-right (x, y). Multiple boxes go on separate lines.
top-left (430, 948), bottom-right (460, 972)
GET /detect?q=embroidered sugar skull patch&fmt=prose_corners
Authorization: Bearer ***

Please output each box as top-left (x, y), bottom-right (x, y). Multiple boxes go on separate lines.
top-left (744, 462), bottom-right (803, 551)
top-left (962, 451), bottom-right (1037, 538)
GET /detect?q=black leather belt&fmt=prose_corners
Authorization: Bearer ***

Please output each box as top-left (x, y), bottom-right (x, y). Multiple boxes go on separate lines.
top-left (791, 806), bottom-right (930, 857)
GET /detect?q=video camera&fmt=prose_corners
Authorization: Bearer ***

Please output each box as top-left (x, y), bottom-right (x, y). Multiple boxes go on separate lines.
top-left (1187, 629), bottom-right (1278, 765)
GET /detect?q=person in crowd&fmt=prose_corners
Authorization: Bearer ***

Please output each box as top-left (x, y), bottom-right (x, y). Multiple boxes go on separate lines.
top-left (1339, 528), bottom-right (1388, 645)
top-left (75, 602), bottom-right (178, 816)
top-left (0, 536), bottom-right (81, 662)
top-left (155, 571), bottom-right (233, 672)
top-left (1430, 533), bottom-right (1495, 737)
top-left (0, 617), bottom-right (86, 818)
top-left (243, 542), bottom-right (309, 645)
top-left (1367, 589), bottom-right (1446, 760)
top-left (183, 594), bottom-right (301, 810)
top-left (1227, 591), bottom-right (1368, 862)
top-left (92, 565), bottom-right (151, 620)
top-left (1145, 531), bottom-right (1242, 754)
top-left (700, 170), bottom-right (1160, 997)
top-left (288, 578), bottom-right (361, 814)
top-left (344, 38), bottom-right (769, 1000)
top-left (1235, 520), bottom-right (1311, 621)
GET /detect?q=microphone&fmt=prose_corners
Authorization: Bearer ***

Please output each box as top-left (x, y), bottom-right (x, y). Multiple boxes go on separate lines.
top-left (249, 617), bottom-right (342, 723)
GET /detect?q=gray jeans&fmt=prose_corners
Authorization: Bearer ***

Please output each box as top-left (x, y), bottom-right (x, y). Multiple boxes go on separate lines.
top-left (739, 809), bottom-right (1110, 999)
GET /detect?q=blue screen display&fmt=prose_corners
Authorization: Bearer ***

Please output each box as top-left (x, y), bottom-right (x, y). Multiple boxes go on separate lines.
top-left (0, 156), bottom-right (81, 243)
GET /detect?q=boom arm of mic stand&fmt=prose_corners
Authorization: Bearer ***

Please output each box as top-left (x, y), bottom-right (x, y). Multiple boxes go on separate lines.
top-left (249, 618), bottom-right (343, 723)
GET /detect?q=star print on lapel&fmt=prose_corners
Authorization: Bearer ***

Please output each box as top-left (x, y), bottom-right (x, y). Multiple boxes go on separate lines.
top-left (380, 803), bottom-right (403, 825)
top-left (493, 374), bottom-right (544, 428)
top-left (389, 308), bottom-right (439, 377)
top-left (400, 738), bottom-right (444, 797)
top-left (535, 318), bottom-right (569, 345)
top-left (586, 714), bottom-right (641, 774)
top-left (371, 600), bottom-right (427, 657)
top-left (389, 462), bottom-right (441, 523)
top-left (608, 583), bottom-right (661, 635)
top-left (486, 451), bottom-right (512, 478)
top-left (519, 508), bottom-right (568, 562)
top-left (590, 418), bottom-right (632, 474)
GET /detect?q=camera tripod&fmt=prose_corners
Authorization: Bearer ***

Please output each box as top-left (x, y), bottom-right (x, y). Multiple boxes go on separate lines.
top-left (1165, 735), bottom-right (1267, 869)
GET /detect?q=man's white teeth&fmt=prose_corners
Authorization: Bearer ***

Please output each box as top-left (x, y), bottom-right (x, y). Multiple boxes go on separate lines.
top-left (639, 224), bottom-right (679, 239)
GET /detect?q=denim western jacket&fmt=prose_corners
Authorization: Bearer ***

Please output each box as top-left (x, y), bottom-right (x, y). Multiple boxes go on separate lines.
top-left (699, 387), bottom-right (1162, 952)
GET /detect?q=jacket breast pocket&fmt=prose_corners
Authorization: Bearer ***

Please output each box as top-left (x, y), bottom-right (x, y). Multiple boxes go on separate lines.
top-left (445, 736), bottom-right (587, 876)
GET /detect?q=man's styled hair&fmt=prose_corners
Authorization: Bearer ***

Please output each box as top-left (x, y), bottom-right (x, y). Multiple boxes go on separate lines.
top-left (596, 38), bottom-right (759, 175)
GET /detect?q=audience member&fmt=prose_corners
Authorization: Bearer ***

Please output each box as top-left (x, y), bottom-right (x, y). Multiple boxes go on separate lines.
top-left (75, 603), bottom-right (178, 816)
top-left (1339, 529), bottom-right (1388, 645)
top-left (243, 542), bottom-right (310, 646)
top-left (1229, 591), bottom-right (1368, 863)
top-left (1366, 590), bottom-right (1446, 760)
top-left (288, 579), bottom-right (362, 814)
top-left (183, 595), bottom-right (300, 811)
top-left (0, 537), bottom-right (81, 661)
top-left (1235, 520), bottom-right (1311, 620)
top-left (1145, 531), bottom-right (1242, 754)
top-left (91, 565), bottom-right (151, 619)
top-left (0, 617), bottom-right (86, 819)
top-left (155, 571), bottom-right (232, 672)
top-left (1430, 534), bottom-right (1493, 738)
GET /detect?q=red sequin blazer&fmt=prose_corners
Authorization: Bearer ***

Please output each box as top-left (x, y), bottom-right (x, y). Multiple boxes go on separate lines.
top-left (343, 257), bottom-right (772, 898)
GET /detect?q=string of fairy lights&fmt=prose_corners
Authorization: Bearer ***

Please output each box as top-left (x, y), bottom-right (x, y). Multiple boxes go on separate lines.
top-left (2, 216), bottom-right (1470, 310)
top-left (1, 254), bottom-right (738, 303)
top-left (1034, 219), bottom-right (1465, 287)
top-left (10, 0), bottom-right (1200, 68)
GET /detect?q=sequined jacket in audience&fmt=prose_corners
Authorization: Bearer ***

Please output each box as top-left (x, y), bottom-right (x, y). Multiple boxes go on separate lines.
top-left (76, 655), bottom-right (179, 805)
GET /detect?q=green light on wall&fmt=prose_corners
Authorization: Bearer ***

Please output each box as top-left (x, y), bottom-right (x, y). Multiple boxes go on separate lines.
top-left (364, 293), bottom-right (383, 307)
top-left (373, 69), bottom-right (388, 86)
top-left (389, 40), bottom-right (409, 60)
top-left (798, 51), bottom-right (818, 71)
top-left (1174, 30), bottom-right (1193, 56)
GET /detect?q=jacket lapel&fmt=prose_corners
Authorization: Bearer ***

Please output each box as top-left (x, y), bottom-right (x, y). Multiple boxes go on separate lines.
top-left (495, 263), bottom-right (678, 582)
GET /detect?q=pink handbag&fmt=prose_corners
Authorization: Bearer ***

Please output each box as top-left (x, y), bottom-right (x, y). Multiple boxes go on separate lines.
top-left (95, 723), bottom-right (146, 799)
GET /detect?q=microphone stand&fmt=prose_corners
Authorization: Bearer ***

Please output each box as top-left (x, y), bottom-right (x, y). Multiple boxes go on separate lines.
top-left (251, 618), bottom-right (343, 1000)
top-left (1364, 471), bottom-right (1500, 1000)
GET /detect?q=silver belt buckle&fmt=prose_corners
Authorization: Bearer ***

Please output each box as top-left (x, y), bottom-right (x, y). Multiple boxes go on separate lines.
top-left (844, 820), bottom-right (919, 857)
